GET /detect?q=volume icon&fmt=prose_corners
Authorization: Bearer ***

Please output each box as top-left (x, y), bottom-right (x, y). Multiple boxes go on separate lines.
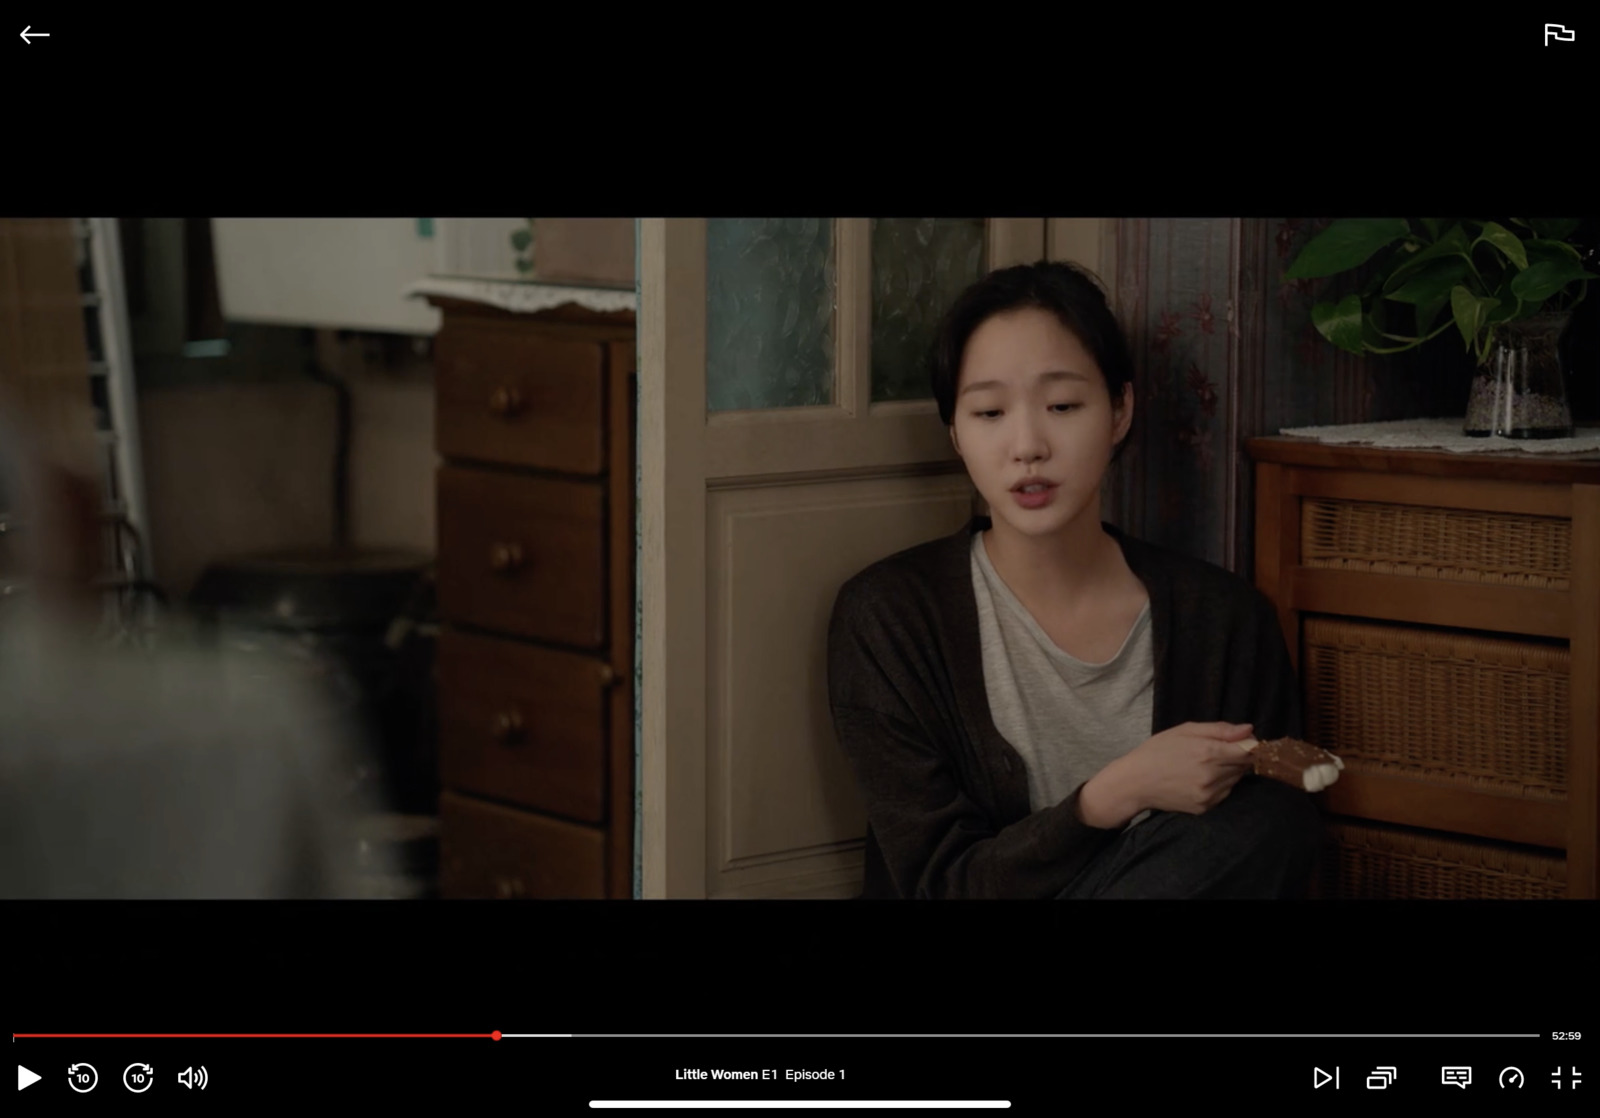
top-left (178, 1066), bottom-right (209, 1090)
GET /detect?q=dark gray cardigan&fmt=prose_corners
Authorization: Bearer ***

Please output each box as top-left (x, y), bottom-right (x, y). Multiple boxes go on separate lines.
top-left (826, 517), bottom-right (1303, 899)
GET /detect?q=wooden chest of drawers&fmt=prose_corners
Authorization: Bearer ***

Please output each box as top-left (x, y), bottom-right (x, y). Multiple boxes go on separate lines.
top-left (1247, 438), bottom-right (1600, 898)
top-left (429, 295), bottom-right (635, 899)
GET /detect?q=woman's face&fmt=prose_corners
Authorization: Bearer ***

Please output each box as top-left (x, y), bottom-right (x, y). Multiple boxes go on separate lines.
top-left (950, 307), bottom-right (1132, 542)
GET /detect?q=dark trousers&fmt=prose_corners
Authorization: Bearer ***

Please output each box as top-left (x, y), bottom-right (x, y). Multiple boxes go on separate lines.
top-left (1057, 775), bottom-right (1324, 899)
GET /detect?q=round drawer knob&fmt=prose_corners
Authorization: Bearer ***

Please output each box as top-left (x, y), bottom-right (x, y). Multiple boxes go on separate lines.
top-left (598, 664), bottom-right (616, 687)
top-left (488, 386), bottom-right (523, 417)
top-left (489, 542), bottom-right (525, 572)
top-left (492, 709), bottom-right (525, 743)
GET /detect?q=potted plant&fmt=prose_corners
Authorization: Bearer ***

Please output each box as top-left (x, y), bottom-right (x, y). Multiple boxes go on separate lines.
top-left (1286, 219), bottom-right (1596, 437)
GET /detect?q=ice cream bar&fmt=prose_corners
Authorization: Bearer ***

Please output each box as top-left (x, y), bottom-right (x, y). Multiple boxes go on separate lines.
top-left (1240, 736), bottom-right (1344, 792)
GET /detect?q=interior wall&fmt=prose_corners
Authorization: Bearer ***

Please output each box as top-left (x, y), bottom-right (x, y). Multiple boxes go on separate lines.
top-left (137, 332), bottom-right (435, 599)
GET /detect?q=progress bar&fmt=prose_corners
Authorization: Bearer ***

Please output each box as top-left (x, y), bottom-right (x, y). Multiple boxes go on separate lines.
top-left (554, 1033), bottom-right (1543, 1039)
top-left (16, 1032), bottom-right (1545, 1040)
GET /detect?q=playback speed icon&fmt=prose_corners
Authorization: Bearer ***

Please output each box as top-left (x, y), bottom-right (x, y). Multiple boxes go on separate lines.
top-left (179, 1066), bottom-right (210, 1090)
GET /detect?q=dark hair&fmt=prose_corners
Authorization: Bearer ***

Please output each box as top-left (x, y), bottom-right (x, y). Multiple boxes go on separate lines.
top-left (930, 259), bottom-right (1136, 459)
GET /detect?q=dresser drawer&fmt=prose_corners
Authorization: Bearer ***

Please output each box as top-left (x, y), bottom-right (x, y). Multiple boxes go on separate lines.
top-left (437, 466), bottom-right (606, 648)
top-left (435, 320), bottom-right (607, 475)
top-left (438, 628), bottom-right (610, 822)
top-left (439, 791), bottom-right (607, 899)
top-left (1302, 616), bottom-right (1568, 796)
top-left (1301, 497), bottom-right (1571, 590)
top-left (1319, 818), bottom-right (1566, 899)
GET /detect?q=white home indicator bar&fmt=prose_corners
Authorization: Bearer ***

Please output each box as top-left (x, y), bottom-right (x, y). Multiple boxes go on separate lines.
top-left (589, 1104), bottom-right (1011, 1110)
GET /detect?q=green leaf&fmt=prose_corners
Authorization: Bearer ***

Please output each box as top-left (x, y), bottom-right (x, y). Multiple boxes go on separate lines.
top-left (1386, 257), bottom-right (1469, 305)
top-left (1286, 218), bottom-right (1412, 279)
top-left (1417, 218), bottom-right (1444, 241)
top-left (1451, 285), bottom-right (1498, 352)
top-left (510, 228), bottom-right (533, 251)
top-left (1528, 218), bottom-right (1581, 241)
top-left (1311, 294), bottom-right (1366, 354)
top-left (1526, 238), bottom-right (1585, 263)
top-left (1386, 257), bottom-right (1468, 336)
top-left (1511, 257), bottom-right (1597, 302)
top-left (1415, 296), bottom-right (1449, 337)
top-left (1477, 324), bottom-right (1498, 365)
top-left (1382, 223), bottom-right (1472, 292)
top-left (1482, 270), bottom-right (1525, 325)
top-left (1473, 221), bottom-right (1528, 270)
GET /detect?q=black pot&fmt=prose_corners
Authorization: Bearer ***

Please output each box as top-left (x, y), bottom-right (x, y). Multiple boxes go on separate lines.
top-left (189, 548), bottom-right (438, 814)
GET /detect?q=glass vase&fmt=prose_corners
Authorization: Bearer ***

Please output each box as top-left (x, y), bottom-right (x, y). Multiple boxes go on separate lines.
top-left (1461, 313), bottom-right (1573, 439)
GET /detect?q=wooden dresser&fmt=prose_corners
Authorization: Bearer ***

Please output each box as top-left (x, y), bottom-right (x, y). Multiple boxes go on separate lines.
top-left (428, 294), bottom-right (636, 899)
top-left (1247, 437), bottom-right (1600, 899)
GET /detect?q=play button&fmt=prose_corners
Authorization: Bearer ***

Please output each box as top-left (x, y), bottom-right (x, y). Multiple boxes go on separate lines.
top-left (1313, 1067), bottom-right (1339, 1088)
top-left (18, 1066), bottom-right (42, 1091)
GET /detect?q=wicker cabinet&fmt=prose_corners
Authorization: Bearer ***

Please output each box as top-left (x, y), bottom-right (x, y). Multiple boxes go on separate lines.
top-left (1247, 438), bottom-right (1600, 899)
top-left (428, 294), bottom-right (636, 899)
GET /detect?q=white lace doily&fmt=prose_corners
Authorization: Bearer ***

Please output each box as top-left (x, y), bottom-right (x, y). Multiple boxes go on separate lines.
top-left (1279, 417), bottom-right (1600, 455)
top-left (405, 276), bottom-right (636, 316)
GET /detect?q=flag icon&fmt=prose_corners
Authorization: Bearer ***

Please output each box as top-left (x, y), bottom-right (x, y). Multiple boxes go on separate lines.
top-left (1545, 23), bottom-right (1575, 44)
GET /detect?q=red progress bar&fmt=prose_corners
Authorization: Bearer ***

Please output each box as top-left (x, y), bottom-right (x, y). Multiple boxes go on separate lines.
top-left (15, 1032), bottom-right (503, 1040)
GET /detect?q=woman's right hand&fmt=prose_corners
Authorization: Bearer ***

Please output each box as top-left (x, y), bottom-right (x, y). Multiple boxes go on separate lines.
top-left (1077, 722), bottom-right (1256, 827)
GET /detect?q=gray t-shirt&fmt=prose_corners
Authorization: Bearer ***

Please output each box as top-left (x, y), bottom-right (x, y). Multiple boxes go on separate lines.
top-left (971, 532), bottom-right (1153, 826)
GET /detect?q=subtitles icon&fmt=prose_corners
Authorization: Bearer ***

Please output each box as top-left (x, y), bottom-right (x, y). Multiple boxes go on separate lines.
top-left (1368, 1067), bottom-right (1398, 1089)
top-left (1443, 1067), bottom-right (1472, 1088)
top-left (1545, 23), bottom-right (1575, 44)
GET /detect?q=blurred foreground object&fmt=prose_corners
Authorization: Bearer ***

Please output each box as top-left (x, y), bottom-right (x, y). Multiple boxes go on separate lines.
top-left (1, 354), bottom-right (385, 898)
top-left (0, 601), bottom-right (379, 897)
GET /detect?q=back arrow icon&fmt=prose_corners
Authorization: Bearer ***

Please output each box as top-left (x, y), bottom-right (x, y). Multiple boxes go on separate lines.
top-left (21, 26), bottom-right (50, 44)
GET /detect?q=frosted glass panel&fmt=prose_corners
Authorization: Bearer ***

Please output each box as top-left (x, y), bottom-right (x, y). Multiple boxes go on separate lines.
top-left (871, 218), bottom-right (987, 402)
top-left (706, 218), bottom-right (835, 412)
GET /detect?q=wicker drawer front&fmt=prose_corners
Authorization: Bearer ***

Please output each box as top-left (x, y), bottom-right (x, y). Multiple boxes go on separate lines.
top-left (1303, 617), bottom-right (1568, 796)
top-left (437, 629), bottom-right (609, 823)
top-left (1320, 819), bottom-right (1566, 899)
top-left (437, 466), bottom-right (606, 649)
top-left (1301, 498), bottom-right (1570, 589)
top-left (435, 321), bottom-right (607, 475)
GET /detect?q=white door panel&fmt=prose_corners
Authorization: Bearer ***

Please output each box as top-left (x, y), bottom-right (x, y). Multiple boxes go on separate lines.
top-left (705, 474), bottom-right (976, 897)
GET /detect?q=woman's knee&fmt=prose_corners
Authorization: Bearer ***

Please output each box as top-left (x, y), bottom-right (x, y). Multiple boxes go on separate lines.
top-left (1223, 776), bottom-right (1324, 854)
